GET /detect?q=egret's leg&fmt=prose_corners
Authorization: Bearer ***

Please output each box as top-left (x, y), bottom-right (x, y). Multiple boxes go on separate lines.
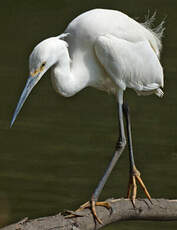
top-left (77, 89), bottom-right (126, 224)
top-left (92, 90), bottom-right (126, 202)
top-left (123, 103), bottom-right (152, 205)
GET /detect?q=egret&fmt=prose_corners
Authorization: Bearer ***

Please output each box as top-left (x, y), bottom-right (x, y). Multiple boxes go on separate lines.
top-left (11, 9), bottom-right (164, 224)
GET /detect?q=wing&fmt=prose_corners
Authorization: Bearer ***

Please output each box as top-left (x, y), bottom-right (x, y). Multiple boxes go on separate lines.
top-left (94, 34), bottom-right (164, 92)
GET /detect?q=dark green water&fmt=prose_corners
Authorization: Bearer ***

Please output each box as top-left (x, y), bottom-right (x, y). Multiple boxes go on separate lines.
top-left (0, 0), bottom-right (177, 229)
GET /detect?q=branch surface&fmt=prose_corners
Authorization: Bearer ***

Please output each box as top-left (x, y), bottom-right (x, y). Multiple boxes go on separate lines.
top-left (1, 198), bottom-right (177, 230)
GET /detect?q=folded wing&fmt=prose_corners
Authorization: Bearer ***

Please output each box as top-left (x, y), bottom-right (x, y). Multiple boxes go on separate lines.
top-left (94, 34), bottom-right (164, 95)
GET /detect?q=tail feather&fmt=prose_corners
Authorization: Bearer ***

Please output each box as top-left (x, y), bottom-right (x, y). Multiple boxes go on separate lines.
top-left (155, 88), bottom-right (164, 97)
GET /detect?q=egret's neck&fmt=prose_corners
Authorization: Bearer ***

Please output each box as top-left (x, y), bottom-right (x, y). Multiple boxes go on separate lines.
top-left (51, 47), bottom-right (88, 97)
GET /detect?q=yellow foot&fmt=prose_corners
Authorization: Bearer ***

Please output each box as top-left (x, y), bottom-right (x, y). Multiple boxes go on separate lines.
top-left (75, 200), bottom-right (111, 224)
top-left (127, 166), bottom-right (152, 206)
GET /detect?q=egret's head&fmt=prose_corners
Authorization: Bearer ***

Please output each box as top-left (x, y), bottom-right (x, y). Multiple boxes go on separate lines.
top-left (29, 36), bottom-right (67, 77)
top-left (10, 34), bottom-right (69, 127)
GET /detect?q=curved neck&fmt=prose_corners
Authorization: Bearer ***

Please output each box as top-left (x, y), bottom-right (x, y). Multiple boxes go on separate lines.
top-left (51, 47), bottom-right (88, 97)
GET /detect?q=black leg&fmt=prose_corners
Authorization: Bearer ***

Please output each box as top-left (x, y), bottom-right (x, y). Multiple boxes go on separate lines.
top-left (92, 99), bottom-right (126, 202)
top-left (89, 90), bottom-right (126, 223)
top-left (122, 103), bottom-right (135, 172)
top-left (123, 103), bottom-right (152, 205)
top-left (76, 90), bottom-right (127, 224)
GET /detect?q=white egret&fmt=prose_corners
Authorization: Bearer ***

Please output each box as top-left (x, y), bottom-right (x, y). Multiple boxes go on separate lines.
top-left (11, 9), bottom-right (164, 224)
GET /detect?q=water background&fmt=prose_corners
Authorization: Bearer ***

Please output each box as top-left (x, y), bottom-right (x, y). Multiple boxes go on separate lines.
top-left (0, 0), bottom-right (177, 229)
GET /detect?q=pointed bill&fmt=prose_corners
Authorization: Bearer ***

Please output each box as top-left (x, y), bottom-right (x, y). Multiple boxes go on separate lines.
top-left (10, 75), bottom-right (40, 127)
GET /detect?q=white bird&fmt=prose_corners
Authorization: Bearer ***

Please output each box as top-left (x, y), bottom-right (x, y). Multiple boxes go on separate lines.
top-left (11, 9), bottom-right (164, 224)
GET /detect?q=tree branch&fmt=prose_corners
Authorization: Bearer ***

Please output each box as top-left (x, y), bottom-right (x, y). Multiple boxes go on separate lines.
top-left (1, 198), bottom-right (177, 230)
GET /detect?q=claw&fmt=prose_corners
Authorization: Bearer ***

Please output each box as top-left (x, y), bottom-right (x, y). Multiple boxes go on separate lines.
top-left (135, 174), bottom-right (152, 204)
top-left (91, 200), bottom-right (103, 224)
top-left (64, 210), bottom-right (84, 218)
top-left (127, 177), bottom-right (132, 198)
top-left (75, 200), bottom-right (111, 224)
top-left (127, 166), bottom-right (152, 205)
top-left (78, 201), bottom-right (90, 210)
top-left (132, 176), bottom-right (137, 206)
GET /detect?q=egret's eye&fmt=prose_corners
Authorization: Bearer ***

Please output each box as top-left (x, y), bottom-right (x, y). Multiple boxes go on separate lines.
top-left (31, 62), bottom-right (46, 77)
top-left (41, 62), bottom-right (46, 69)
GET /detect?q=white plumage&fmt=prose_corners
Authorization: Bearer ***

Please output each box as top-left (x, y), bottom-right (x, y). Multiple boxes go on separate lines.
top-left (59, 9), bottom-right (164, 97)
top-left (11, 8), bottom-right (164, 107)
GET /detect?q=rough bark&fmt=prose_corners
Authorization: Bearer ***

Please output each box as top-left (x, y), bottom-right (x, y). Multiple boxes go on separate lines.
top-left (1, 198), bottom-right (177, 230)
